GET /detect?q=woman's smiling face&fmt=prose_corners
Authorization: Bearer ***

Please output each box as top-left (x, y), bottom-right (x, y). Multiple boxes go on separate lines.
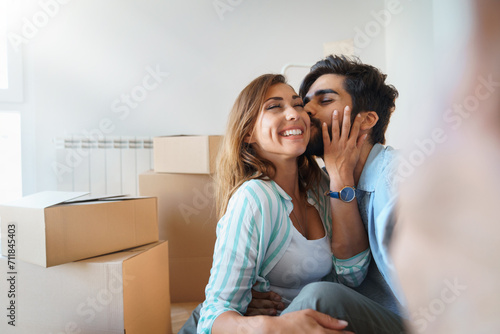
top-left (248, 83), bottom-right (310, 163)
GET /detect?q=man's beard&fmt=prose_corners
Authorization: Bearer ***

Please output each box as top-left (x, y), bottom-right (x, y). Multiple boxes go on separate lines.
top-left (305, 116), bottom-right (330, 157)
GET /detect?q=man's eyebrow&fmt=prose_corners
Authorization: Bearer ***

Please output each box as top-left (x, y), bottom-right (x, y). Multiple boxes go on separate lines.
top-left (314, 89), bottom-right (339, 96)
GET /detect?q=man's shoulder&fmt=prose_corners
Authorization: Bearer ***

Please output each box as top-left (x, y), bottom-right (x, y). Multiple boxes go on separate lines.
top-left (358, 144), bottom-right (398, 192)
top-left (371, 145), bottom-right (400, 197)
top-left (379, 145), bottom-right (399, 176)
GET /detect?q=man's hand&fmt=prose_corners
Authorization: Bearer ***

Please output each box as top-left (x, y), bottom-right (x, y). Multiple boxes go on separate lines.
top-left (322, 105), bottom-right (370, 260)
top-left (245, 290), bottom-right (285, 316)
top-left (322, 105), bottom-right (366, 187)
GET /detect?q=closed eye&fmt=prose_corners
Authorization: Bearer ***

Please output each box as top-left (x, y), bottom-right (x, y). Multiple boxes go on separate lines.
top-left (266, 104), bottom-right (281, 110)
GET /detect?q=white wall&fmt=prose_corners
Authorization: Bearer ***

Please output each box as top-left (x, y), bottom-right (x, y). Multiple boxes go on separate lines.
top-left (4, 0), bottom-right (391, 194)
top-left (4, 0), bottom-right (473, 195)
top-left (384, 0), bottom-right (472, 147)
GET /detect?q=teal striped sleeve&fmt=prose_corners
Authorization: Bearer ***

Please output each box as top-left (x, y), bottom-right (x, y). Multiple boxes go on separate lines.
top-left (333, 248), bottom-right (371, 287)
top-left (197, 184), bottom-right (262, 334)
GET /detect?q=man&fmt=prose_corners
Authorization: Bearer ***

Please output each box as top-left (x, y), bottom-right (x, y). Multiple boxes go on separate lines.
top-left (279, 54), bottom-right (406, 329)
top-left (306, 54), bottom-right (404, 314)
top-left (180, 55), bottom-right (406, 333)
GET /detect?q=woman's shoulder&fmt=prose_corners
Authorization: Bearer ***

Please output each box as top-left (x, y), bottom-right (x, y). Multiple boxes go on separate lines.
top-left (237, 179), bottom-right (275, 196)
top-left (230, 179), bottom-right (284, 211)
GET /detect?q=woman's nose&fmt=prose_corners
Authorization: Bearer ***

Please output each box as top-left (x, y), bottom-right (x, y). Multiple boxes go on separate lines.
top-left (285, 106), bottom-right (301, 121)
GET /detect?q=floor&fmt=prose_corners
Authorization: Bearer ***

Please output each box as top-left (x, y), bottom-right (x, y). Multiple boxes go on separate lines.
top-left (171, 302), bottom-right (200, 334)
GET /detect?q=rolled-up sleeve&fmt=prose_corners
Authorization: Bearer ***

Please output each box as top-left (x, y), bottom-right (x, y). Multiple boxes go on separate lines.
top-left (333, 248), bottom-right (371, 287)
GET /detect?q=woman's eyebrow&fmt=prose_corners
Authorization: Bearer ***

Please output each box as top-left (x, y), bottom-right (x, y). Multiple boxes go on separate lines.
top-left (264, 97), bottom-right (283, 103)
top-left (264, 95), bottom-right (301, 103)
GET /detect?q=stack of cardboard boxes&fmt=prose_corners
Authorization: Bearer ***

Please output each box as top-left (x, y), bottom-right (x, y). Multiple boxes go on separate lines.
top-left (139, 135), bottom-right (221, 303)
top-left (0, 192), bottom-right (171, 334)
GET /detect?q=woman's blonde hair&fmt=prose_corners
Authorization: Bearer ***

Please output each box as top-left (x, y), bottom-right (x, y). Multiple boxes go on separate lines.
top-left (215, 74), bottom-right (322, 218)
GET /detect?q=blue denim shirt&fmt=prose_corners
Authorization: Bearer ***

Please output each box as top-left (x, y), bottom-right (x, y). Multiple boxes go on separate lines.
top-left (353, 143), bottom-right (406, 317)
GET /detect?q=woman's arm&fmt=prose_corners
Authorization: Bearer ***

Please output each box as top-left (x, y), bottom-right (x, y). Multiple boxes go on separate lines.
top-left (213, 309), bottom-right (354, 334)
top-left (198, 187), bottom-right (261, 333)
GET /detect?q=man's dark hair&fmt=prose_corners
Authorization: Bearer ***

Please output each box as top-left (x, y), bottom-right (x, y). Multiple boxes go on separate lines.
top-left (299, 55), bottom-right (399, 144)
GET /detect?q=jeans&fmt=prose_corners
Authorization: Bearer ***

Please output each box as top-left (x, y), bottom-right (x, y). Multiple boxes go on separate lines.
top-left (179, 282), bottom-right (406, 334)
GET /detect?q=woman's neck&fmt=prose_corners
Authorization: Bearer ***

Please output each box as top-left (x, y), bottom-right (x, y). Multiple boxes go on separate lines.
top-left (271, 157), bottom-right (301, 199)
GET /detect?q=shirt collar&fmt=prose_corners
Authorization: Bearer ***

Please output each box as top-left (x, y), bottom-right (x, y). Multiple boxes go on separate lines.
top-left (269, 180), bottom-right (292, 201)
top-left (357, 143), bottom-right (386, 192)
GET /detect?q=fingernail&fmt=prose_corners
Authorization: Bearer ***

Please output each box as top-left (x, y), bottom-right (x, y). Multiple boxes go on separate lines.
top-left (357, 114), bottom-right (361, 118)
top-left (333, 110), bottom-right (338, 116)
top-left (338, 320), bottom-right (348, 326)
top-left (323, 122), bottom-right (327, 127)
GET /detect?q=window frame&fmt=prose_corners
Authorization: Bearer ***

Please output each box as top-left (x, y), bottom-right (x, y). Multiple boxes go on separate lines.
top-left (0, 42), bottom-right (23, 102)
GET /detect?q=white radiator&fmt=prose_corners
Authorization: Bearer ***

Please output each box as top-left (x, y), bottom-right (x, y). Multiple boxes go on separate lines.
top-left (53, 136), bottom-right (153, 197)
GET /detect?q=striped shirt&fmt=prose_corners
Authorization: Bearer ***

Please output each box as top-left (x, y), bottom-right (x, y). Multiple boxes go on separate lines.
top-left (198, 173), bottom-right (371, 333)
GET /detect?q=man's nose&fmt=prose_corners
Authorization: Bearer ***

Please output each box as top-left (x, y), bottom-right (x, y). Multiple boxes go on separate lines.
top-left (304, 103), bottom-right (316, 117)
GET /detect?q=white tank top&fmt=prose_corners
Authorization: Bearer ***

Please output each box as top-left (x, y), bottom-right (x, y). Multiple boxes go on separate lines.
top-left (265, 225), bottom-right (333, 310)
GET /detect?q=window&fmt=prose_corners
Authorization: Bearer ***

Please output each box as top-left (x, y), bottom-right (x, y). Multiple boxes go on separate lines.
top-left (0, 112), bottom-right (22, 203)
top-left (0, 0), bottom-right (8, 89)
top-left (0, 1), bottom-right (23, 203)
top-left (0, 0), bottom-right (23, 102)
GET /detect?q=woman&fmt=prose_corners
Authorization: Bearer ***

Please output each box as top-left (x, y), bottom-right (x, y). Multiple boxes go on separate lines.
top-left (197, 74), bottom-right (368, 334)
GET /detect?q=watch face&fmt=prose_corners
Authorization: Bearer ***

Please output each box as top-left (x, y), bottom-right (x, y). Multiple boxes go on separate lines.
top-left (340, 187), bottom-right (356, 202)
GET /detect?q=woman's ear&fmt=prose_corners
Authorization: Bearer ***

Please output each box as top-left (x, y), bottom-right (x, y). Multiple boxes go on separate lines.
top-left (244, 134), bottom-right (254, 144)
top-left (360, 111), bottom-right (379, 131)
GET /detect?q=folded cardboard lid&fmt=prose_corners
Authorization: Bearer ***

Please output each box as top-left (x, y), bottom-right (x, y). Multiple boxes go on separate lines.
top-left (0, 192), bottom-right (154, 209)
top-left (63, 193), bottom-right (127, 203)
top-left (75, 241), bottom-right (166, 264)
top-left (0, 191), bottom-right (89, 209)
top-left (154, 134), bottom-right (211, 138)
top-left (62, 195), bottom-right (155, 206)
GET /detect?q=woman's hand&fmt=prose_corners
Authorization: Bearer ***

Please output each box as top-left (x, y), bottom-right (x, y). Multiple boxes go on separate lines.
top-left (270, 309), bottom-right (354, 334)
top-left (322, 106), bottom-right (366, 188)
top-left (214, 309), bottom-right (353, 334)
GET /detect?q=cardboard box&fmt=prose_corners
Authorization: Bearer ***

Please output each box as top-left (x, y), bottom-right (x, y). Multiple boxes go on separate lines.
top-left (0, 191), bottom-right (159, 267)
top-left (153, 135), bottom-right (223, 174)
top-left (139, 171), bottom-right (217, 302)
top-left (0, 241), bottom-right (171, 334)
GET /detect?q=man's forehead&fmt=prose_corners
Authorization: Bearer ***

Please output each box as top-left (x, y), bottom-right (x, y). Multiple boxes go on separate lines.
top-left (306, 74), bottom-right (345, 97)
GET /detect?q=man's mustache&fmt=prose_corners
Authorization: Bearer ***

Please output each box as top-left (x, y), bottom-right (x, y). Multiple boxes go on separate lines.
top-left (305, 116), bottom-right (326, 157)
top-left (309, 116), bottom-right (322, 130)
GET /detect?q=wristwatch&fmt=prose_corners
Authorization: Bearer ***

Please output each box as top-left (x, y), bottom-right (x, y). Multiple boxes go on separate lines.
top-left (325, 186), bottom-right (356, 203)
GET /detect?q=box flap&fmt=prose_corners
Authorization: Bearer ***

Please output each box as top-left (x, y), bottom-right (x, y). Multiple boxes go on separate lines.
top-left (61, 195), bottom-right (155, 205)
top-left (155, 134), bottom-right (199, 138)
top-left (0, 191), bottom-right (89, 209)
top-left (62, 193), bottom-right (127, 203)
top-left (76, 241), bottom-right (165, 264)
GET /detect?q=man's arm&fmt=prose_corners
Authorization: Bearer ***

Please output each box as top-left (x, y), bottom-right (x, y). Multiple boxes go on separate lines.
top-left (245, 290), bottom-right (284, 316)
top-left (322, 107), bottom-right (369, 259)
